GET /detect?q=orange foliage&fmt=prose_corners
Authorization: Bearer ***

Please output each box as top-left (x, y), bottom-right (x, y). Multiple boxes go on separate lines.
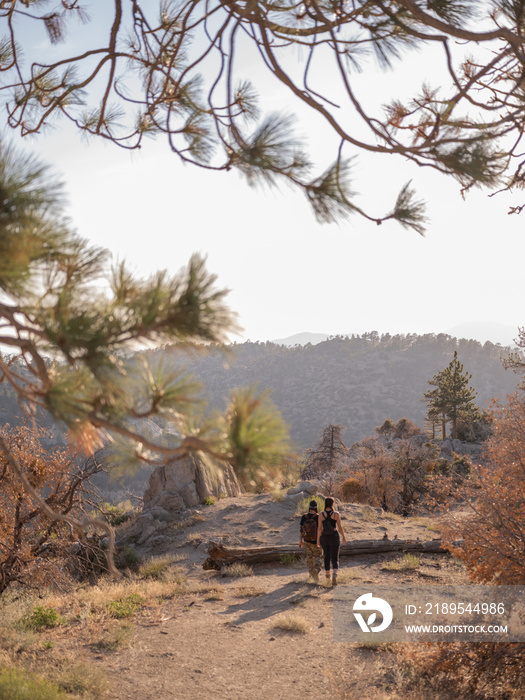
top-left (441, 392), bottom-right (525, 584)
top-left (0, 424), bottom-right (100, 594)
top-left (67, 421), bottom-right (105, 456)
top-left (339, 476), bottom-right (367, 503)
top-left (404, 641), bottom-right (525, 698)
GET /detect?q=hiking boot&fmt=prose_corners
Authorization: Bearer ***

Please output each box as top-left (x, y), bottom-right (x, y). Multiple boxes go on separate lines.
top-left (332, 573), bottom-right (338, 586)
top-left (312, 572), bottom-right (319, 584)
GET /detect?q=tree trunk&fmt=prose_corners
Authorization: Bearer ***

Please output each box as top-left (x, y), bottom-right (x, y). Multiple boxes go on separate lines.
top-left (203, 538), bottom-right (451, 570)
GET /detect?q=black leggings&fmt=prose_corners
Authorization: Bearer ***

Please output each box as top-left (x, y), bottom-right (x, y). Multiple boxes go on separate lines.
top-left (320, 533), bottom-right (340, 571)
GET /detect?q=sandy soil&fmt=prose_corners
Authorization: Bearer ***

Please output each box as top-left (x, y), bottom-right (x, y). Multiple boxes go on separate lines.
top-left (79, 495), bottom-right (469, 700)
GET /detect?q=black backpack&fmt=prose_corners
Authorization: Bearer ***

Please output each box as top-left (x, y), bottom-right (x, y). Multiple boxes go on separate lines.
top-left (301, 513), bottom-right (318, 542)
top-left (321, 510), bottom-right (336, 535)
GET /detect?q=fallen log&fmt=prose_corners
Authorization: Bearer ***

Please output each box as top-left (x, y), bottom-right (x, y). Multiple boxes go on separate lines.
top-left (202, 538), bottom-right (451, 570)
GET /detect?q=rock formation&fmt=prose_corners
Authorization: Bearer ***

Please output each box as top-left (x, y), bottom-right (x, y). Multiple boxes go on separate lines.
top-left (143, 453), bottom-right (242, 512)
top-left (119, 453), bottom-right (242, 547)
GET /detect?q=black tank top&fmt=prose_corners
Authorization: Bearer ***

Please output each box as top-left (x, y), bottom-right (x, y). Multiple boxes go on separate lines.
top-left (322, 509), bottom-right (337, 533)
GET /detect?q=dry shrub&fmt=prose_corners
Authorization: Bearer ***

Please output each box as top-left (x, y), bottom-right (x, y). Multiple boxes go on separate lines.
top-left (356, 453), bottom-right (400, 512)
top-left (340, 436), bottom-right (438, 514)
top-left (52, 662), bottom-right (109, 697)
top-left (0, 425), bottom-right (107, 595)
top-left (441, 393), bottom-right (525, 584)
top-left (138, 553), bottom-right (184, 580)
top-left (408, 394), bottom-right (525, 697)
top-left (272, 613), bottom-right (310, 634)
top-left (0, 668), bottom-right (64, 700)
top-left (340, 477), bottom-right (367, 503)
top-left (400, 642), bottom-right (525, 699)
top-left (221, 563), bottom-right (253, 578)
top-left (92, 624), bottom-right (133, 652)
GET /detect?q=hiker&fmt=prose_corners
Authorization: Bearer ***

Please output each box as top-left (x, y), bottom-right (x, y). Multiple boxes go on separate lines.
top-left (317, 496), bottom-right (346, 586)
top-left (298, 499), bottom-right (322, 583)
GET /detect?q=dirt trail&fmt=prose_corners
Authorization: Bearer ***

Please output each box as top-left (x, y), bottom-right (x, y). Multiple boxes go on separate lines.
top-left (100, 572), bottom-right (337, 700)
top-left (84, 495), bottom-right (467, 700)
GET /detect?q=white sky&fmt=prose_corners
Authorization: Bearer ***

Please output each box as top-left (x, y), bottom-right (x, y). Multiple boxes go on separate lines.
top-left (9, 12), bottom-right (525, 345)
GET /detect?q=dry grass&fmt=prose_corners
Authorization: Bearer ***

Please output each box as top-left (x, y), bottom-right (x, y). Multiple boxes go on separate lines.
top-left (20, 567), bottom-right (189, 625)
top-left (271, 488), bottom-right (288, 502)
top-left (336, 568), bottom-right (364, 583)
top-left (185, 531), bottom-right (204, 546)
top-left (0, 668), bottom-right (65, 700)
top-left (92, 623), bottom-right (133, 651)
top-left (355, 640), bottom-right (394, 652)
top-left (166, 513), bottom-right (204, 532)
top-left (221, 563), bottom-right (253, 578)
top-left (52, 661), bottom-right (109, 697)
top-left (0, 637), bottom-right (110, 699)
top-left (138, 553), bottom-right (185, 579)
top-left (0, 567), bottom-right (196, 699)
top-left (272, 613), bottom-right (310, 634)
top-left (330, 641), bottom-right (461, 700)
top-left (381, 554), bottom-right (420, 571)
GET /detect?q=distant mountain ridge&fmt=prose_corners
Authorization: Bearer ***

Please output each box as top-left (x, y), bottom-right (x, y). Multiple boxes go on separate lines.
top-left (272, 322), bottom-right (519, 348)
top-left (446, 322), bottom-right (518, 347)
top-left (272, 332), bottom-right (329, 346)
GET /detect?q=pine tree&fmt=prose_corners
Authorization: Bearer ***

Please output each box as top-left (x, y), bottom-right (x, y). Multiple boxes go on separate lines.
top-left (0, 140), bottom-right (237, 581)
top-left (220, 385), bottom-right (293, 490)
top-left (424, 352), bottom-right (481, 440)
top-left (423, 374), bottom-right (449, 440)
top-left (6, 1), bottom-right (525, 226)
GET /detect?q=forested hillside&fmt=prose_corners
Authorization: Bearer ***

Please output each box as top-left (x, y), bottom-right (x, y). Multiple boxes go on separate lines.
top-left (149, 333), bottom-right (522, 450)
top-left (0, 333), bottom-right (520, 453)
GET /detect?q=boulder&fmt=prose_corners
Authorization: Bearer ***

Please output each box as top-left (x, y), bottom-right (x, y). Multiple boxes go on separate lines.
top-left (138, 524), bottom-right (158, 545)
top-left (438, 438), bottom-right (482, 461)
top-left (143, 453), bottom-right (242, 514)
top-left (146, 505), bottom-right (172, 522)
top-left (285, 491), bottom-right (307, 505)
top-left (287, 480), bottom-right (317, 496)
top-left (452, 440), bottom-right (482, 458)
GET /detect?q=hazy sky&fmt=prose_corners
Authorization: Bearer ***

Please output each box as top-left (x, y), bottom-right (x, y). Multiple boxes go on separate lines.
top-left (9, 15), bottom-right (525, 346)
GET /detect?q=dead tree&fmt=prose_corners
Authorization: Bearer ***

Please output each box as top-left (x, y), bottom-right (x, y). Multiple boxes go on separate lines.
top-left (203, 538), bottom-right (452, 570)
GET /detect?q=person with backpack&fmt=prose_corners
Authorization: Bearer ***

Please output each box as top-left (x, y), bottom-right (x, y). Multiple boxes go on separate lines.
top-left (298, 500), bottom-right (322, 583)
top-left (316, 496), bottom-right (347, 586)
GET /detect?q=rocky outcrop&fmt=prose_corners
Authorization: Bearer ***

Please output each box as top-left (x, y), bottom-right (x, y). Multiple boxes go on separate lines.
top-left (437, 439), bottom-right (483, 461)
top-left (119, 454), bottom-right (242, 547)
top-left (143, 454), bottom-right (242, 512)
top-left (284, 480), bottom-right (318, 504)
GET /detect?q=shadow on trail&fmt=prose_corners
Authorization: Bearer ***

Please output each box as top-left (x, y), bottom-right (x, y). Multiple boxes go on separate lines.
top-left (220, 581), bottom-right (333, 625)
